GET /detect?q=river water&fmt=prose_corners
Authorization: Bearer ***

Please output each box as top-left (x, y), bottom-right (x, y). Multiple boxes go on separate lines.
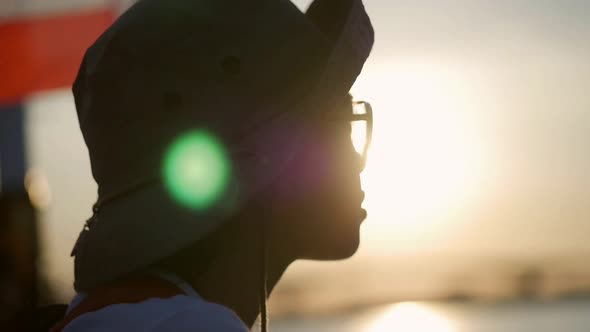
top-left (270, 299), bottom-right (590, 332)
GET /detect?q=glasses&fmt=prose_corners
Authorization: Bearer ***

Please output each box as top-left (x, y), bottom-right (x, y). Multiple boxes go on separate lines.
top-left (350, 100), bottom-right (373, 170)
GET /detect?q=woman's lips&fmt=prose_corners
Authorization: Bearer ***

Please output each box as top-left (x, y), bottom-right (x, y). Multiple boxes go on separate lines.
top-left (360, 208), bottom-right (368, 222)
top-left (358, 191), bottom-right (367, 222)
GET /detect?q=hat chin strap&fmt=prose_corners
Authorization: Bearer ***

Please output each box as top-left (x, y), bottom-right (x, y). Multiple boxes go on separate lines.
top-left (257, 193), bottom-right (272, 332)
top-left (259, 222), bottom-right (268, 332)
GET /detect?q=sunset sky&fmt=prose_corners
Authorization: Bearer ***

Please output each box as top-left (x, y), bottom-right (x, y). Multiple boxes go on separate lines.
top-left (14, 0), bottom-right (590, 301)
top-left (294, 0), bottom-right (590, 258)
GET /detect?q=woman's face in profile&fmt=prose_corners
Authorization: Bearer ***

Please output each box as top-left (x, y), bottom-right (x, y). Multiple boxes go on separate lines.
top-left (270, 95), bottom-right (367, 261)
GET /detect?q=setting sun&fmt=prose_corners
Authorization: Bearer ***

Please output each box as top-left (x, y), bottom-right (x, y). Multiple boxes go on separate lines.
top-left (351, 61), bottom-right (492, 252)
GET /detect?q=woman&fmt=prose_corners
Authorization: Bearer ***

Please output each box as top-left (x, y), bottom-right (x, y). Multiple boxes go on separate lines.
top-left (54, 0), bottom-right (374, 330)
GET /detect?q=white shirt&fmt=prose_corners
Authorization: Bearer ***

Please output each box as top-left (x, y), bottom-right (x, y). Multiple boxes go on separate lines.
top-left (63, 271), bottom-right (249, 332)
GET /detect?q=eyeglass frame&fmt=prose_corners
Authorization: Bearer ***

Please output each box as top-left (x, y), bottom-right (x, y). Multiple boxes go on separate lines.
top-left (351, 100), bottom-right (373, 170)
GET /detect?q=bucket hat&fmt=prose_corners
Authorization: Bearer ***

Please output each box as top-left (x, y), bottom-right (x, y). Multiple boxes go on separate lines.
top-left (72, 0), bottom-right (374, 291)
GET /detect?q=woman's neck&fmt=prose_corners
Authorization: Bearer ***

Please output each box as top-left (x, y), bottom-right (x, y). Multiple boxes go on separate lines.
top-left (190, 223), bottom-right (295, 328)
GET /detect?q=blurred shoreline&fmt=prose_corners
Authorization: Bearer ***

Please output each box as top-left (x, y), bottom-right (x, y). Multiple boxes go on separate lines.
top-left (268, 253), bottom-right (590, 317)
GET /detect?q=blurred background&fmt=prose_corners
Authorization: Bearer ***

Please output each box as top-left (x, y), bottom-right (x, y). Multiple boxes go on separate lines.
top-left (1, 0), bottom-right (589, 331)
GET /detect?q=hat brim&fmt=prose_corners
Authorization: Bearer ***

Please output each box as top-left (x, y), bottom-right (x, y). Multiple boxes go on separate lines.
top-left (73, 180), bottom-right (237, 291)
top-left (306, 0), bottom-right (374, 105)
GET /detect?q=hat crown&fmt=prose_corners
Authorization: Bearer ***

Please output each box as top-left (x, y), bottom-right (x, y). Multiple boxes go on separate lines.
top-left (74, 0), bottom-right (330, 200)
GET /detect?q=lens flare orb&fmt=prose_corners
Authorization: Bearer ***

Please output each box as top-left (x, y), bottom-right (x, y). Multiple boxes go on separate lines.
top-left (163, 130), bottom-right (230, 211)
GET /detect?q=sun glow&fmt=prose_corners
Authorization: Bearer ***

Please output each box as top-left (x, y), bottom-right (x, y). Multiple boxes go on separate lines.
top-left (351, 62), bottom-right (491, 251)
top-left (365, 302), bottom-right (457, 332)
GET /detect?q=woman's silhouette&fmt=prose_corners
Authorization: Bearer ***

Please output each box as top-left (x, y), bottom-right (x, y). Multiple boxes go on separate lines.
top-left (52, 0), bottom-right (374, 330)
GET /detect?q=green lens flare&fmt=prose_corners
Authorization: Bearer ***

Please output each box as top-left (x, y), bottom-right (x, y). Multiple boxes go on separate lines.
top-left (163, 130), bottom-right (230, 210)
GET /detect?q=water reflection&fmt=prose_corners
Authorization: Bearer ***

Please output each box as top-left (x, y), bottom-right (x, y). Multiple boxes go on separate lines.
top-left (365, 302), bottom-right (456, 332)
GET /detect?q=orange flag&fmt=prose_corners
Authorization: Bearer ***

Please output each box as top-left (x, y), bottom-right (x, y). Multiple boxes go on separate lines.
top-left (0, 8), bottom-right (115, 104)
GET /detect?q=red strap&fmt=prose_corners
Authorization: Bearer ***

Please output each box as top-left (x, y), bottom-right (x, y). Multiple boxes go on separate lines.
top-left (50, 276), bottom-right (184, 332)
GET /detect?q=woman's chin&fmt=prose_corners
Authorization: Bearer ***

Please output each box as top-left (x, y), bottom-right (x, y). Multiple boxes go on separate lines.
top-left (304, 228), bottom-right (361, 261)
top-left (333, 237), bottom-right (361, 260)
